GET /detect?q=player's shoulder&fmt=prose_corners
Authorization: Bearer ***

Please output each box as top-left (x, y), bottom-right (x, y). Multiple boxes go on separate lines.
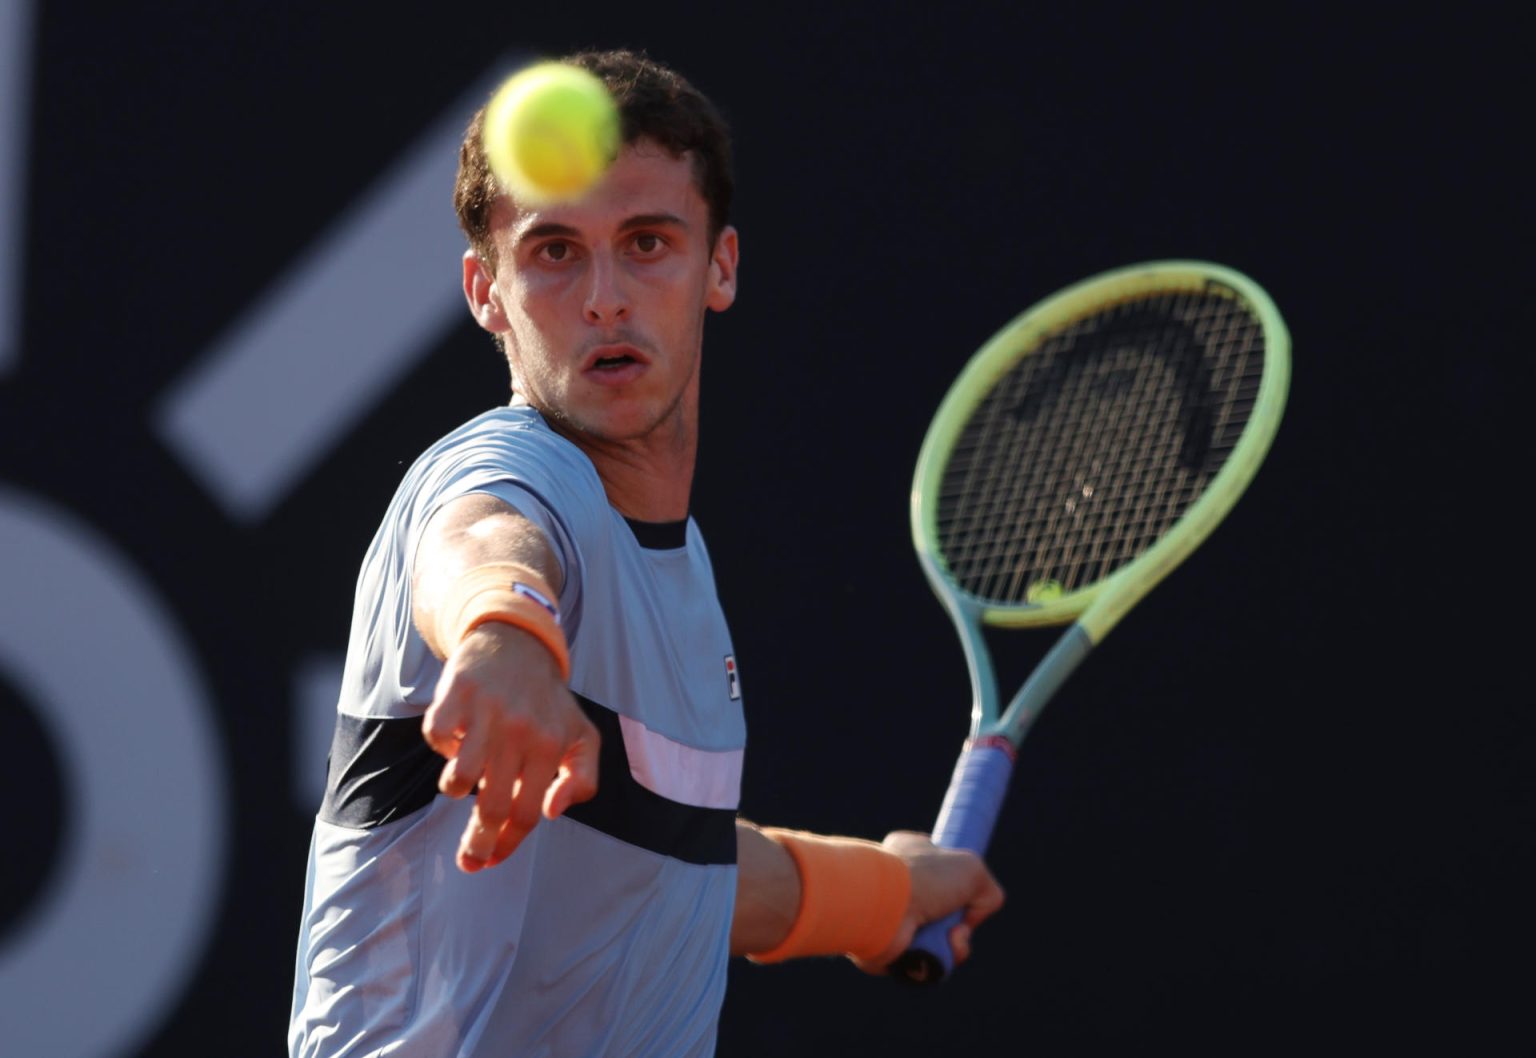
top-left (415, 404), bottom-right (597, 489)
top-left (395, 404), bottom-right (608, 539)
top-left (432, 402), bottom-right (569, 457)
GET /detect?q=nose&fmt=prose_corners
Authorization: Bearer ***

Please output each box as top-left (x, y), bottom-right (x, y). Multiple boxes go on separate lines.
top-left (583, 250), bottom-right (630, 326)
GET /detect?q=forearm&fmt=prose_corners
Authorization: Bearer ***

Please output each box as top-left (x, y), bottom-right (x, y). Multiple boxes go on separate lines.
top-left (731, 822), bottom-right (1006, 974)
top-left (410, 490), bottom-right (598, 873)
top-left (731, 821), bottom-right (912, 964)
top-left (413, 492), bottom-right (564, 659)
top-left (730, 819), bottom-right (802, 956)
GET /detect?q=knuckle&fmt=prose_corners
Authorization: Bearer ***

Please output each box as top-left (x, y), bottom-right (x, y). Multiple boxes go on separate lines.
top-left (526, 730), bottom-right (563, 760)
top-left (475, 799), bottom-right (511, 827)
top-left (510, 798), bottom-right (543, 829)
top-left (421, 706), bottom-right (453, 738)
top-left (500, 713), bottom-right (534, 741)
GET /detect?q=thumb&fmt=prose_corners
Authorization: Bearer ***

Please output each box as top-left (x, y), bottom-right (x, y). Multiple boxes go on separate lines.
top-left (544, 730), bottom-right (600, 818)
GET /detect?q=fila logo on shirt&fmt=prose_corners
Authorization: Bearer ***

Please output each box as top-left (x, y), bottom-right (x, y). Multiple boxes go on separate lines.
top-left (724, 655), bottom-right (741, 700)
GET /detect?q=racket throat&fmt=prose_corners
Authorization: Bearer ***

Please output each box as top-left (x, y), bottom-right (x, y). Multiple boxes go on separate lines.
top-left (997, 624), bottom-right (1094, 742)
top-left (953, 614), bottom-right (1001, 738)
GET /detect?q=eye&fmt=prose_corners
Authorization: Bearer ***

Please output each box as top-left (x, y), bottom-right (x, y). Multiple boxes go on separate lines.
top-left (536, 241), bottom-right (573, 263)
top-left (631, 232), bottom-right (664, 256)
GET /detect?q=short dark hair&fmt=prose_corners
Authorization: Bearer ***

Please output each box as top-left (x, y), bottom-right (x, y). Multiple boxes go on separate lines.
top-left (454, 48), bottom-right (734, 266)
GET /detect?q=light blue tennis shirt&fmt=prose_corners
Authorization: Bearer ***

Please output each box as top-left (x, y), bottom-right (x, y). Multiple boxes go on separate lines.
top-left (289, 403), bottom-right (746, 1057)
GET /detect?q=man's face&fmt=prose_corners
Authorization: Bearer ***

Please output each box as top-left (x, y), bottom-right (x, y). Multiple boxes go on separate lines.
top-left (467, 139), bottom-right (738, 446)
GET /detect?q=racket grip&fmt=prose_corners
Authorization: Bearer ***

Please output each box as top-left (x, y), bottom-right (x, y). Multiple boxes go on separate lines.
top-left (889, 736), bottom-right (1015, 985)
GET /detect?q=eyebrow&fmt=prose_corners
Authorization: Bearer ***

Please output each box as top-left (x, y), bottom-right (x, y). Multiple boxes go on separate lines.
top-left (513, 212), bottom-right (689, 246)
top-left (618, 212), bottom-right (688, 233)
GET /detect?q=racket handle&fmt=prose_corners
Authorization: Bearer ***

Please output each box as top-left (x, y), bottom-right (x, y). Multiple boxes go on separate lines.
top-left (888, 736), bottom-right (1015, 985)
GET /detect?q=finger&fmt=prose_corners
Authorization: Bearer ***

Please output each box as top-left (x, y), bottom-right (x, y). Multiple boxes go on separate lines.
top-left (437, 757), bottom-right (469, 800)
top-left (506, 746), bottom-right (560, 840)
top-left (438, 722), bottom-right (490, 798)
top-left (543, 766), bottom-right (594, 819)
top-left (947, 923), bottom-right (974, 965)
top-left (483, 759), bottom-right (558, 869)
top-left (484, 809), bottom-right (534, 867)
top-left (544, 757), bottom-right (598, 818)
top-left (962, 873), bottom-right (1007, 926)
top-left (421, 694), bottom-right (469, 758)
top-left (478, 793), bottom-right (544, 871)
top-left (458, 800), bottom-right (509, 872)
top-left (544, 719), bottom-right (601, 818)
top-left (458, 753), bottom-right (520, 870)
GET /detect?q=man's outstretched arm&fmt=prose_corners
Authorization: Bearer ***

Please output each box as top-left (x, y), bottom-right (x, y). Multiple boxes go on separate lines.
top-left (412, 491), bottom-right (600, 872)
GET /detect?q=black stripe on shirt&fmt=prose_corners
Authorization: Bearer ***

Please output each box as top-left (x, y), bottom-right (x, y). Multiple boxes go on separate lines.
top-left (564, 693), bottom-right (737, 866)
top-left (318, 697), bottom-right (737, 867)
top-left (319, 713), bottom-right (444, 828)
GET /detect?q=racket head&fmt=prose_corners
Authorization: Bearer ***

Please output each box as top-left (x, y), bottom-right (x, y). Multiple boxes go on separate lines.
top-left (911, 260), bottom-right (1290, 649)
top-left (895, 262), bottom-right (1289, 983)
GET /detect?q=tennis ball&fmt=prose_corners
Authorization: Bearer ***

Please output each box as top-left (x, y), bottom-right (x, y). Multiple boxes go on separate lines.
top-left (483, 62), bottom-right (621, 204)
top-left (1025, 579), bottom-right (1064, 604)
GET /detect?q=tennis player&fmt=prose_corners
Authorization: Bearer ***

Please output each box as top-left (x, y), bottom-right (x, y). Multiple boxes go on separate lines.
top-left (288, 47), bottom-right (1004, 1057)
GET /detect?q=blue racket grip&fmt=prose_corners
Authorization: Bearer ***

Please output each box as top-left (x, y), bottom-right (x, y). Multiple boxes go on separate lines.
top-left (889, 736), bottom-right (1015, 984)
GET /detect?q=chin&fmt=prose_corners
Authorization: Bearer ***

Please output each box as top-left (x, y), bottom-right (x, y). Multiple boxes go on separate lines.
top-left (558, 403), bottom-right (667, 444)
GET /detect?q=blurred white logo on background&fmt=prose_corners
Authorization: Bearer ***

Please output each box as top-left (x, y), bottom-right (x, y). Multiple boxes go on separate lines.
top-left (0, 29), bottom-right (527, 1055)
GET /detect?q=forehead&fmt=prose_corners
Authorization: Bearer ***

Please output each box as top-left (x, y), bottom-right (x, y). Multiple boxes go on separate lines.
top-left (494, 140), bottom-right (707, 245)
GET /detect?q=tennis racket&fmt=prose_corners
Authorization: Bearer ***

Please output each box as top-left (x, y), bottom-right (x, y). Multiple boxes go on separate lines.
top-left (890, 259), bottom-right (1290, 983)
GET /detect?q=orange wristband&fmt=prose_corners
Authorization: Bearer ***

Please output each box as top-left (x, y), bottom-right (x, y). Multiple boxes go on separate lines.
top-left (748, 829), bottom-right (911, 963)
top-left (434, 562), bottom-right (570, 681)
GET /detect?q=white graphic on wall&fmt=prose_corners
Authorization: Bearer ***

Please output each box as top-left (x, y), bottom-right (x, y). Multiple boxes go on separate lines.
top-left (0, 490), bottom-right (226, 1058)
top-left (0, 0), bottom-right (34, 375)
top-left (0, 36), bottom-right (532, 1056)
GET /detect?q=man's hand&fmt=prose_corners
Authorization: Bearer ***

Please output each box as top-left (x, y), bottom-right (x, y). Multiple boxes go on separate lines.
top-left (421, 621), bottom-right (599, 872)
top-left (411, 492), bottom-right (598, 873)
top-left (849, 830), bottom-right (1005, 975)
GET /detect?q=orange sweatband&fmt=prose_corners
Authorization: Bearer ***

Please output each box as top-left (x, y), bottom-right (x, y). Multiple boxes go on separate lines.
top-left (747, 829), bottom-right (912, 964)
top-left (434, 562), bottom-right (570, 681)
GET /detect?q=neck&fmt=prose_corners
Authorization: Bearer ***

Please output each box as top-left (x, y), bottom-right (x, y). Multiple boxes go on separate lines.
top-left (548, 411), bottom-right (697, 523)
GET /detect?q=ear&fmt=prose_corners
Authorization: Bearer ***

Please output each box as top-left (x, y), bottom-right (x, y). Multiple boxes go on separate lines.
top-left (705, 226), bottom-right (739, 313)
top-left (463, 250), bottom-right (509, 332)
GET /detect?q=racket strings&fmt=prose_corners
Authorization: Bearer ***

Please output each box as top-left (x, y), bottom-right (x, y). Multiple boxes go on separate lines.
top-left (953, 295), bottom-right (1211, 598)
top-left (936, 288), bottom-right (1266, 604)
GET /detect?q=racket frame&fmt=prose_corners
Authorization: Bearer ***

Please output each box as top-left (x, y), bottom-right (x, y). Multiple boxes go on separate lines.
top-left (911, 259), bottom-right (1291, 745)
top-left (896, 260), bottom-right (1290, 982)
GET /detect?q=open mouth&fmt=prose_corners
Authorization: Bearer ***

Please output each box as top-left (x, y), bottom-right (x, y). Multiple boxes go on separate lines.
top-left (584, 344), bottom-right (649, 377)
top-left (592, 353), bottom-right (638, 371)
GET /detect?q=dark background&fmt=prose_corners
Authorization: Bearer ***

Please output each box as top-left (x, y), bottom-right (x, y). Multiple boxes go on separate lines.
top-left (1, 4), bottom-right (1527, 1055)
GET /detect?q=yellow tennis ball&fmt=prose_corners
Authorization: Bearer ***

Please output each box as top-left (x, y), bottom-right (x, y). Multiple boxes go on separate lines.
top-left (483, 62), bottom-right (621, 204)
top-left (1025, 579), bottom-right (1064, 604)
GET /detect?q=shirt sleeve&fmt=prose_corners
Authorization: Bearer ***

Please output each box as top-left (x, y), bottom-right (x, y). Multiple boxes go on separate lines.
top-left (342, 408), bottom-right (606, 719)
